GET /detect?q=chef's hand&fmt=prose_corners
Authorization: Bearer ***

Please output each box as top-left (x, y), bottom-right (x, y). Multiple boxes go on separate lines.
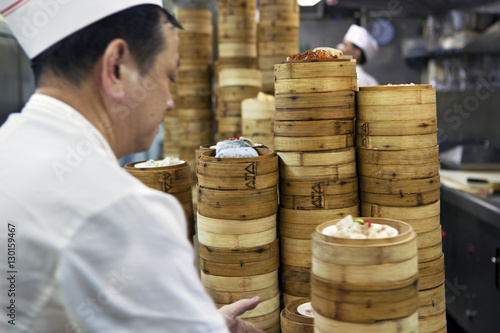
top-left (219, 296), bottom-right (265, 333)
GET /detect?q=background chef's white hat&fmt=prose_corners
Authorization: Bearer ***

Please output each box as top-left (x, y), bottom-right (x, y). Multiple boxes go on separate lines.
top-left (344, 24), bottom-right (379, 63)
top-left (1, 0), bottom-right (163, 59)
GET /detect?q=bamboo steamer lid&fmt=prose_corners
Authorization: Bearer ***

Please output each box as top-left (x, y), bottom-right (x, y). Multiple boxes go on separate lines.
top-left (280, 177), bottom-right (358, 196)
top-left (278, 148), bottom-right (355, 166)
top-left (219, 68), bottom-right (262, 88)
top-left (361, 200), bottom-right (440, 220)
top-left (197, 148), bottom-right (278, 190)
top-left (356, 118), bottom-right (437, 136)
top-left (281, 264), bottom-right (311, 298)
top-left (280, 298), bottom-right (314, 333)
top-left (418, 310), bottom-right (447, 333)
top-left (197, 214), bottom-right (277, 247)
top-left (280, 191), bottom-right (359, 210)
top-left (275, 120), bottom-right (354, 137)
top-left (279, 206), bottom-right (360, 240)
top-left (205, 281), bottom-right (279, 304)
top-left (419, 283), bottom-right (446, 319)
top-left (314, 311), bottom-right (419, 333)
top-left (279, 162), bottom-right (357, 181)
top-left (418, 253), bottom-right (445, 290)
top-left (275, 134), bottom-right (355, 151)
top-left (358, 162), bottom-right (439, 180)
top-left (197, 185), bottom-right (278, 220)
top-left (357, 132), bottom-right (438, 150)
top-left (357, 146), bottom-right (439, 165)
top-left (360, 189), bottom-right (440, 207)
top-left (359, 175), bottom-right (440, 195)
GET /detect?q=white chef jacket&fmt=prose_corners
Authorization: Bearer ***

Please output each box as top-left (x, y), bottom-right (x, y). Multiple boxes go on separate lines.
top-left (0, 94), bottom-right (229, 333)
top-left (357, 65), bottom-right (379, 88)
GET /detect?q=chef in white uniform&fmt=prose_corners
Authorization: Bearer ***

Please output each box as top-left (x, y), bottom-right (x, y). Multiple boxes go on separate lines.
top-left (0, 1), bottom-right (262, 332)
top-left (337, 24), bottom-right (380, 87)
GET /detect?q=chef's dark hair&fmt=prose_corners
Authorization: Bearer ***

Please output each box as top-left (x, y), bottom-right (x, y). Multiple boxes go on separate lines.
top-left (31, 5), bottom-right (182, 86)
top-left (352, 43), bottom-right (366, 65)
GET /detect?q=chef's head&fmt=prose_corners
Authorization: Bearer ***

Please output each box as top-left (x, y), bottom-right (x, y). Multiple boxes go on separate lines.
top-left (336, 24), bottom-right (378, 65)
top-left (1, 1), bottom-right (182, 157)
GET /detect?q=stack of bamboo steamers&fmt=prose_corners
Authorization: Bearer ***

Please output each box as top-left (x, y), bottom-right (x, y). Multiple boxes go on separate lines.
top-left (274, 57), bottom-right (359, 305)
top-left (175, 9), bottom-right (214, 170)
top-left (258, 0), bottom-right (299, 94)
top-left (357, 84), bottom-right (446, 333)
top-left (216, 0), bottom-right (261, 139)
top-left (196, 148), bottom-right (280, 332)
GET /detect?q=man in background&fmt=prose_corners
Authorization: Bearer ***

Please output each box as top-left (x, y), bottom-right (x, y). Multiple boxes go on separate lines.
top-left (337, 24), bottom-right (380, 87)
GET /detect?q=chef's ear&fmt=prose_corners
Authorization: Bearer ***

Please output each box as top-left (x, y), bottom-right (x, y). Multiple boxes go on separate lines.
top-left (100, 39), bottom-right (135, 102)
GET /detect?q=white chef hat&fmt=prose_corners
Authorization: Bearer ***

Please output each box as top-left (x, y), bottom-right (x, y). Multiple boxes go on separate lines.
top-left (344, 24), bottom-right (379, 63)
top-left (1, 0), bottom-right (163, 59)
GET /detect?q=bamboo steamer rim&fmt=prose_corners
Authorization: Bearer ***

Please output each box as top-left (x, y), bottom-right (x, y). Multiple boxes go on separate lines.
top-left (283, 298), bottom-right (314, 324)
top-left (198, 147), bottom-right (276, 162)
top-left (359, 84), bottom-right (433, 91)
top-left (315, 217), bottom-right (415, 246)
top-left (124, 160), bottom-right (189, 171)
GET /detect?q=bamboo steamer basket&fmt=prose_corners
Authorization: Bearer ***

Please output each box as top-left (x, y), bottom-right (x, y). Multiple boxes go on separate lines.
top-left (278, 148), bottom-right (355, 166)
top-left (279, 162), bottom-right (357, 181)
top-left (219, 68), bottom-right (262, 88)
top-left (177, 83), bottom-right (212, 97)
top-left (258, 26), bottom-right (299, 43)
top-left (283, 293), bottom-right (307, 307)
top-left (260, 11), bottom-right (300, 28)
top-left (360, 189), bottom-right (440, 207)
top-left (179, 46), bottom-right (212, 63)
top-left (280, 177), bottom-right (358, 197)
top-left (275, 120), bottom-right (354, 137)
top-left (177, 8), bottom-right (212, 21)
top-left (279, 206), bottom-right (360, 240)
top-left (219, 57), bottom-right (258, 69)
top-left (197, 186), bottom-right (278, 220)
top-left (280, 298), bottom-right (314, 333)
top-left (176, 95), bottom-right (212, 110)
top-left (219, 31), bottom-right (257, 44)
top-left (245, 309), bottom-right (281, 332)
top-left (314, 311), bottom-right (419, 333)
top-left (358, 162), bottom-right (439, 180)
top-left (261, 70), bottom-right (275, 94)
top-left (275, 61), bottom-right (356, 80)
top-left (216, 101), bottom-right (242, 118)
top-left (259, 42), bottom-right (300, 57)
top-left (178, 20), bottom-right (213, 35)
top-left (244, 135), bottom-right (274, 150)
top-left (163, 116), bottom-right (179, 158)
top-left (217, 116), bottom-right (241, 135)
top-left (219, 43), bottom-right (258, 58)
top-left (312, 218), bottom-right (418, 325)
top-left (357, 146), bottom-right (440, 165)
top-left (281, 237), bottom-right (313, 267)
top-left (241, 98), bottom-right (275, 120)
top-left (281, 264), bottom-right (311, 298)
top-left (201, 270), bottom-right (277, 293)
top-left (197, 213), bottom-right (276, 249)
top-left (197, 148), bottom-right (278, 190)
top-left (243, 119), bottom-right (274, 136)
top-left (418, 310), bottom-right (446, 333)
top-left (357, 132), bottom-right (438, 150)
top-left (178, 108), bottom-right (212, 122)
top-left (356, 118), bottom-right (438, 136)
top-left (357, 103), bottom-right (437, 121)
top-left (417, 226), bottom-right (443, 259)
top-left (419, 283), bottom-right (446, 319)
top-left (280, 191), bottom-right (359, 210)
top-left (361, 201), bottom-right (440, 220)
top-left (219, 86), bottom-right (261, 102)
top-left (124, 161), bottom-right (194, 240)
top-left (418, 253), bottom-right (445, 290)
top-left (205, 281), bottom-right (279, 304)
top-left (359, 175), bottom-right (440, 195)
top-left (178, 32), bottom-right (212, 47)
top-left (200, 241), bottom-right (279, 277)
top-left (275, 91), bottom-right (355, 121)
top-left (276, 77), bottom-right (357, 94)
top-left (178, 67), bottom-right (211, 84)
top-left (274, 134), bottom-right (355, 152)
